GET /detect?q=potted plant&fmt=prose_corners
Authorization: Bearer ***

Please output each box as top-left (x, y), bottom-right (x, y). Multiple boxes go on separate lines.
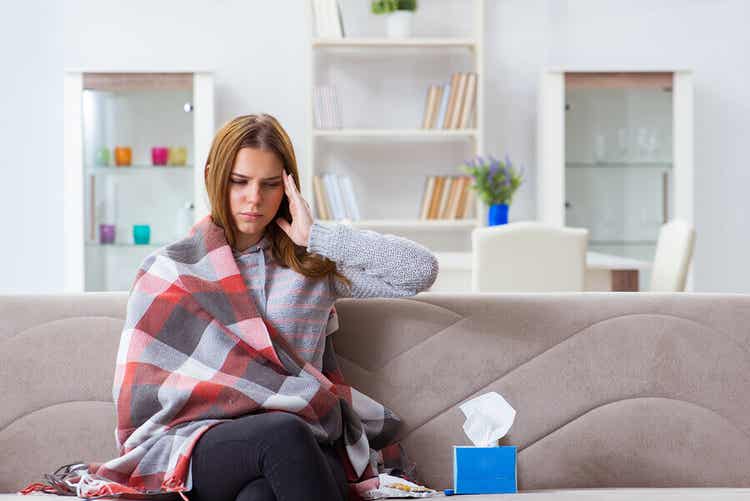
top-left (371, 0), bottom-right (418, 38)
top-left (461, 154), bottom-right (524, 226)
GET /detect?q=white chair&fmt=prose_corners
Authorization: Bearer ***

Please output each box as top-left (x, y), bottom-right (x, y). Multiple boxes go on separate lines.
top-left (649, 219), bottom-right (695, 292)
top-left (471, 221), bottom-right (589, 292)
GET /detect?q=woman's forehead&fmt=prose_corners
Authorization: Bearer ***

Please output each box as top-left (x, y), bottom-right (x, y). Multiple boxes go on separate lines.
top-left (232, 147), bottom-right (284, 177)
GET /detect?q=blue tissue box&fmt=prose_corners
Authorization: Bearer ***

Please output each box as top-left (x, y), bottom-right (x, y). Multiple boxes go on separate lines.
top-left (453, 445), bottom-right (517, 494)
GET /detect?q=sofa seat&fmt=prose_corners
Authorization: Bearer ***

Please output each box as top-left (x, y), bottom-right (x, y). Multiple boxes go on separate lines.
top-left (4, 488), bottom-right (750, 500)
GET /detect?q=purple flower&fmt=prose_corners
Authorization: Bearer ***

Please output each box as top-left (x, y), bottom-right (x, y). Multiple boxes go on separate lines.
top-left (488, 156), bottom-right (500, 178)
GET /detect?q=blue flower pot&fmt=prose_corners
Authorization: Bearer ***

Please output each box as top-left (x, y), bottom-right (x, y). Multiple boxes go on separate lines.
top-left (488, 204), bottom-right (509, 226)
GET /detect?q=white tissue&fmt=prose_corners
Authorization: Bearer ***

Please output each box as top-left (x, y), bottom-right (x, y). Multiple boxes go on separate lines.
top-left (459, 392), bottom-right (516, 447)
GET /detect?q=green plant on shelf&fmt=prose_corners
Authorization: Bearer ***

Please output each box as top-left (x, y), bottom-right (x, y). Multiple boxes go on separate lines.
top-left (371, 0), bottom-right (417, 15)
top-left (460, 154), bottom-right (524, 206)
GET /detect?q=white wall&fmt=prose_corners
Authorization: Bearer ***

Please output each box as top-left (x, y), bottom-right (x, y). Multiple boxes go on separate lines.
top-left (1, 0), bottom-right (749, 292)
top-left (0, 0), bottom-right (64, 293)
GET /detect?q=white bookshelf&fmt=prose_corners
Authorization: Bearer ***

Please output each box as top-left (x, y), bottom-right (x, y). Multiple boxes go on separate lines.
top-left (305, 0), bottom-right (487, 245)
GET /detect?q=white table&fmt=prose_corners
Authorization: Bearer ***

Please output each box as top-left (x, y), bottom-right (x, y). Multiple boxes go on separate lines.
top-left (431, 251), bottom-right (652, 292)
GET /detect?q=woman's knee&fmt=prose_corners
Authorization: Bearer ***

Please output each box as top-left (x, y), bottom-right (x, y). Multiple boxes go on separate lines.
top-left (261, 412), bottom-right (316, 447)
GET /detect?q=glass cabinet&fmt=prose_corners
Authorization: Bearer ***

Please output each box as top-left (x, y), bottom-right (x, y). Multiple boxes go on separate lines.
top-left (63, 71), bottom-right (215, 292)
top-left (538, 70), bottom-right (694, 287)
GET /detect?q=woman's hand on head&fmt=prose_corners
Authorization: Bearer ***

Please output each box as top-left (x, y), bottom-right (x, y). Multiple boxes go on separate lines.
top-left (276, 170), bottom-right (314, 247)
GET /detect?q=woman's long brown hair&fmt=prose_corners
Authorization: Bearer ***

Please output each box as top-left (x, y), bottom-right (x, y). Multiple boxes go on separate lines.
top-left (204, 114), bottom-right (351, 289)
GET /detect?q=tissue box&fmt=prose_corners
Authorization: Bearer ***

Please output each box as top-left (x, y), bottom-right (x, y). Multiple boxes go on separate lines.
top-left (453, 445), bottom-right (517, 494)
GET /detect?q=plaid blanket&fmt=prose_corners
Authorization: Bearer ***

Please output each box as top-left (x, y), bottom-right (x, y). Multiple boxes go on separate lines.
top-left (21, 215), bottom-right (404, 500)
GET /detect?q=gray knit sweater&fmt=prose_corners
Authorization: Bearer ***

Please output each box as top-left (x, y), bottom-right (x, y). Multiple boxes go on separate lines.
top-left (306, 220), bottom-right (440, 298)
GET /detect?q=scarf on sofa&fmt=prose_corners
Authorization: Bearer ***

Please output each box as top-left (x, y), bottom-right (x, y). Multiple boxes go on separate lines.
top-left (20, 215), bottom-right (408, 500)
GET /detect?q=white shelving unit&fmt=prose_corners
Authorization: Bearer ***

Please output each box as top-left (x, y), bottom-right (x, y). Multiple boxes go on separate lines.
top-left (305, 1), bottom-right (487, 252)
top-left (537, 68), bottom-right (695, 289)
top-left (63, 70), bottom-right (215, 292)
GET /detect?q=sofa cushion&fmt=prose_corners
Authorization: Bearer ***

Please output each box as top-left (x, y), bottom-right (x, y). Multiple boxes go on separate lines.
top-left (3, 293), bottom-right (750, 494)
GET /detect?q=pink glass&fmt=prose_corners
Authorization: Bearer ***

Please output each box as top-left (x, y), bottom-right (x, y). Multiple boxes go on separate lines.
top-left (151, 147), bottom-right (168, 166)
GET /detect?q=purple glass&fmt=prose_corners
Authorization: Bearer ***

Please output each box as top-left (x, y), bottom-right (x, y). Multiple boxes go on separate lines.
top-left (99, 224), bottom-right (116, 244)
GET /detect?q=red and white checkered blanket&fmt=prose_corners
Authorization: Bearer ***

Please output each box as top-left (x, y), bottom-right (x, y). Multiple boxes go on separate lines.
top-left (21, 215), bottom-right (404, 500)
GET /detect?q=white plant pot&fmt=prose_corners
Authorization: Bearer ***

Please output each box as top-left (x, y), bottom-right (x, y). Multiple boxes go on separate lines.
top-left (386, 11), bottom-right (414, 38)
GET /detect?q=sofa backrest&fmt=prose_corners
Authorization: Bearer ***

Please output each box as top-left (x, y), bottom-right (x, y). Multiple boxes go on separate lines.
top-left (2, 292), bottom-right (750, 492)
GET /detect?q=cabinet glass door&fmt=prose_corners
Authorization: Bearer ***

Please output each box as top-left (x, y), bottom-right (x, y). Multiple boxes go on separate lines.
top-left (564, 72), bottom-right (674, 284)
top-left (82, 73), bottom-right (195, 291)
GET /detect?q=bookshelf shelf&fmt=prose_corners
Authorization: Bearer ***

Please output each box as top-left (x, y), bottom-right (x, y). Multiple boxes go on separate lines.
top-left (350, 219), bottom-right (480, 229)
top-left (312, 37), bottom-right (478, 50)
top-left (313, 128), bottom-right (478, 141)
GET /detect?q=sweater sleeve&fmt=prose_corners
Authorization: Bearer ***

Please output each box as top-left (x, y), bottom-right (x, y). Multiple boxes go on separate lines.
top-left (305, 220), bottom-right (439, 298)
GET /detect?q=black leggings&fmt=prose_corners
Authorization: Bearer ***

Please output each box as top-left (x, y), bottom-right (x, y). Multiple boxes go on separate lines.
top-left (188, 412), bottom-right (348, 501)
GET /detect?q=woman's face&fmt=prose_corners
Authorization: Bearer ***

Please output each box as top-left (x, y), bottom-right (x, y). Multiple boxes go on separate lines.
top-left (228, 147), bottom-right (286, 250)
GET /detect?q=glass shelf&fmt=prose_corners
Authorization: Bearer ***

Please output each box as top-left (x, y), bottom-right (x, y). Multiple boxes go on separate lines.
top-left (566, 162), bottom-right (672, 169)
top-left (87, 164), bottom-right (193, 174)
top-left (590, 240), bottom-right (658, 246)
top-left (86, 242), bottom-right (168, 248)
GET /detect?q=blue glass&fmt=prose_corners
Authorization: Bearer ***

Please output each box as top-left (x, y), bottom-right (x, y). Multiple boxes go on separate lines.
top-left (488, 204), bottom-right (509, 226)
top-left (133, 225), bottom-right (151, 245)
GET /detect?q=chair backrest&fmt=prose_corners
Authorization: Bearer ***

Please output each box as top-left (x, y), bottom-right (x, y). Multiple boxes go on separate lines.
top-left (471, 221), bottom-right (589, 292)
top-left (649, 219), bottom-right (696, 292)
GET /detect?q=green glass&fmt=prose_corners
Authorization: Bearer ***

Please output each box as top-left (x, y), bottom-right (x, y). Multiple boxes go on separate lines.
top-left (95, 147), bottom-right (110, 166)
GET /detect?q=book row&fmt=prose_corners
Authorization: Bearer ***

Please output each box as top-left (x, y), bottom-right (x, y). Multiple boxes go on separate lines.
top-left (422, 72), bottom-right (478, 130)
top-left (312, 173), bottom-right (476, 221)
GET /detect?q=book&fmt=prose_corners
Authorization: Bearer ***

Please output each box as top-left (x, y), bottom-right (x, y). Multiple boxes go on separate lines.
top-left (313, 87), bottom-right (323, 128)
top-left (446, 176), bottom-right (465, 219)
top-left (322, 173), bottom-right (341, 219)
top-left (435, 176), bottom-right (452, 219)
top-left (312, 174), bottom-right (331, 219)
top-left (429, 85), bottom-right (443, 128)
top-left (312, 0), bottom-right (326, 38)
top-left (323, 86), bottom-right (333, 128)
top-left (339, 175), bottom-right (361, 220)
top-left (454, 176), bottom-right (469, 219)
top-left (334, 0), bottom-right (346, 37)
top-left (442, 73), bottom-right (461, 129)
top-left (435, 83), bottom-right (451, 130)
top-left (419, 176), bottom-right (436, 219)
top-left (421, 85), bottom-right (438, 129)
top-left (428, 176), bottom-right (445, 219)
top-left (331, 85), bottom-right (343, 128)
top-left (459, 72), bottom-right (477, 129)
top-left (314, 0), bottom-right (343, 38)
top-left (313, 85), bottom-right (343, 129)
top-left (450, 73), bottom-right (469, 129)
top-left (463, 183), bottom-right (477, 219)
top-left (439, 177), bottom-right (457, 219)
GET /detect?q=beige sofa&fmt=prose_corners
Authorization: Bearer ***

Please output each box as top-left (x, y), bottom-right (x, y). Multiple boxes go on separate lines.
top-left (1, 292), bottom-right (750, 500)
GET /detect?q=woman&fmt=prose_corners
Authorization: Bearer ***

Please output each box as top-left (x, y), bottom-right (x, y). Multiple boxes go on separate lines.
top-left (186, 114), bottom-right (439, 501)
top-left (20, 114), bottom-right (438, 501)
